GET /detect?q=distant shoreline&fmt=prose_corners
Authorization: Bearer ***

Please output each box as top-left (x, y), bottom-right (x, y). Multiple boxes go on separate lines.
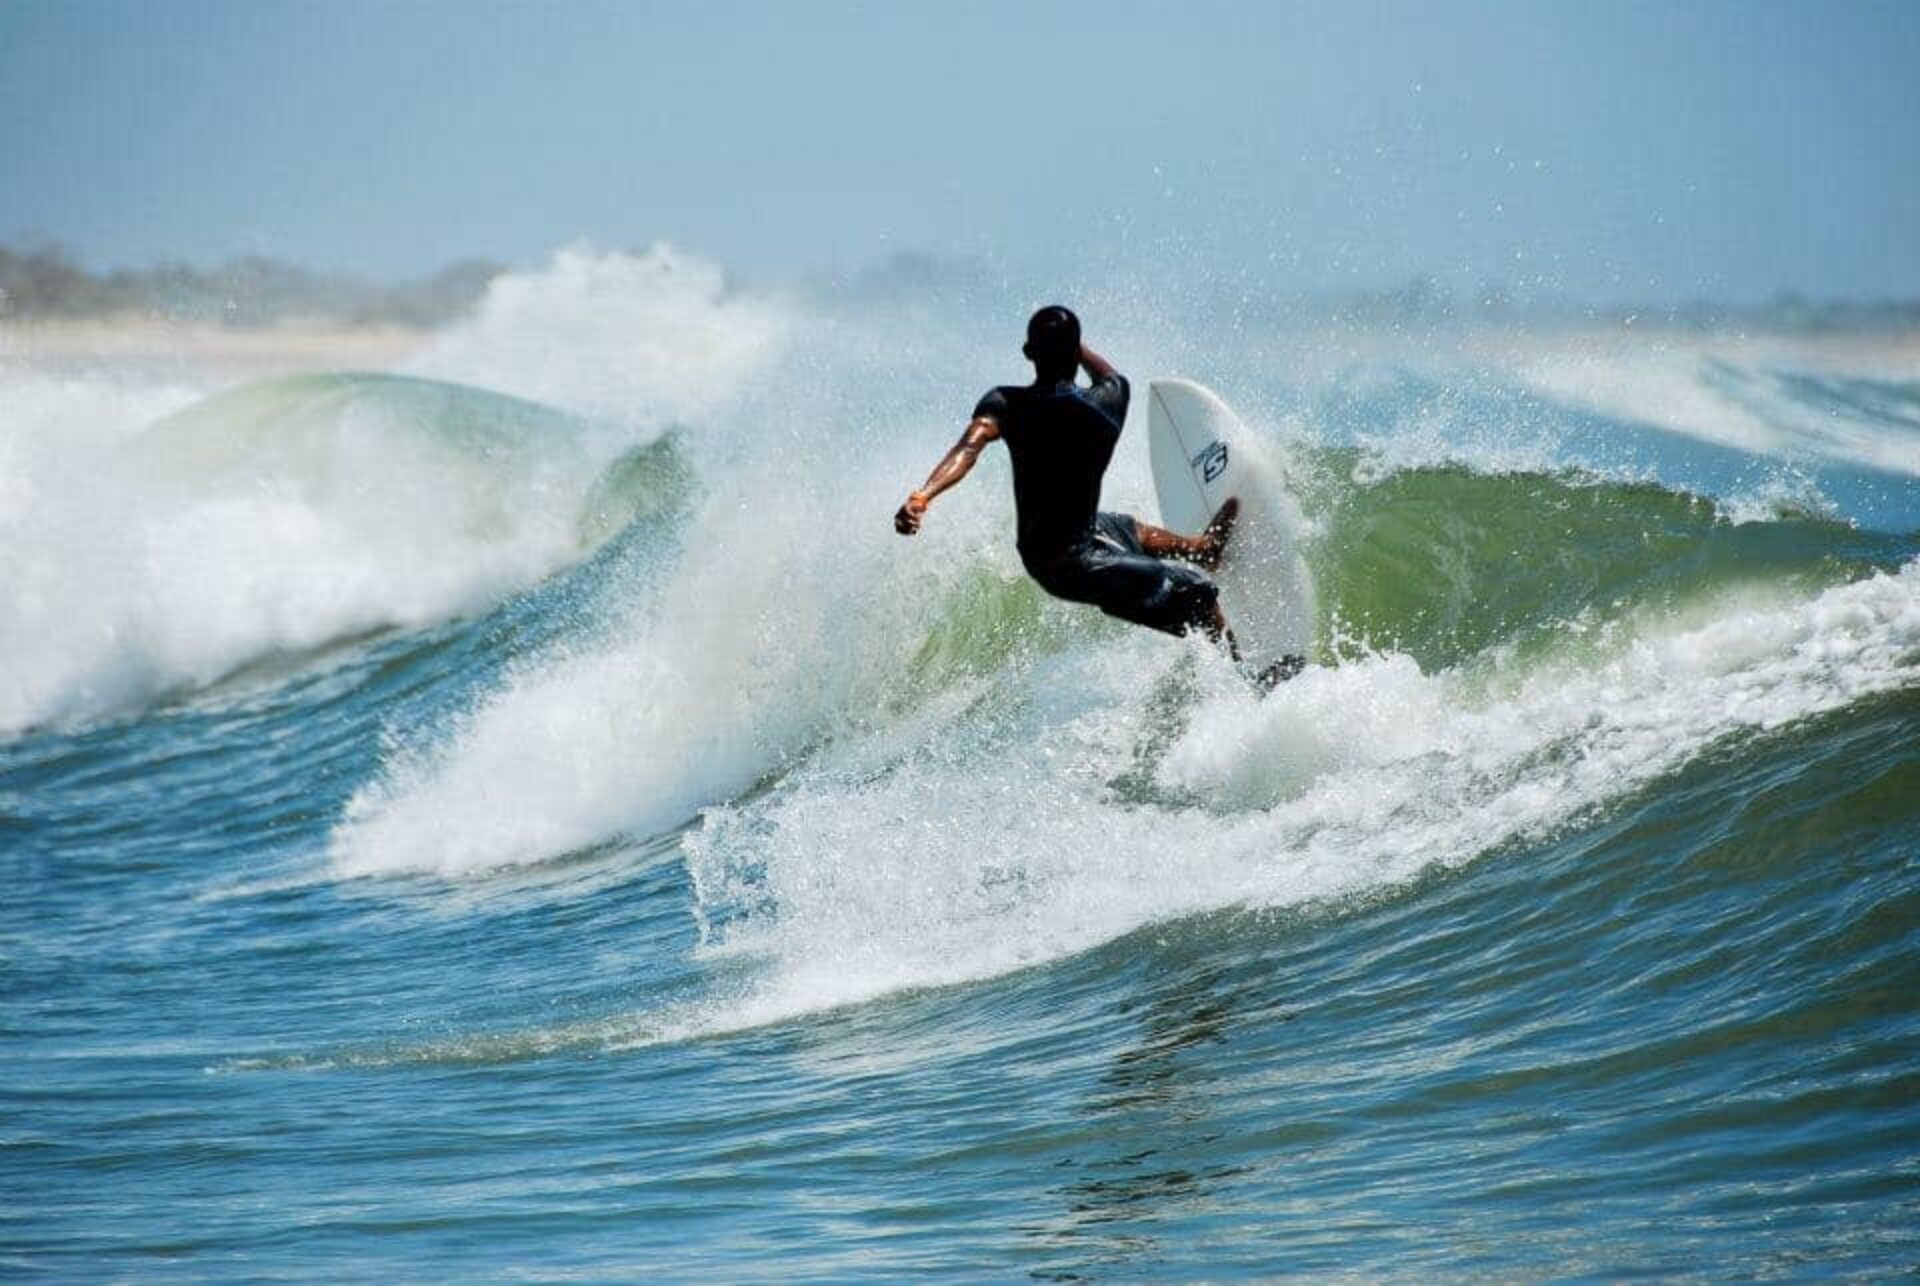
top-left (0, 244), bottom-right (500, 332)
top-left (0, 316), bottom-right (431, 381)
top-left (8, 243), bottom-right (1920, 340)
top-left (5, 309), bottom-right (1917, 390)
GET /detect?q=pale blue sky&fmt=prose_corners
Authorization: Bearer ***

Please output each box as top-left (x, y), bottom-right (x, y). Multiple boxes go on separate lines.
top-left (3, 0), bottom-right (1916, 301)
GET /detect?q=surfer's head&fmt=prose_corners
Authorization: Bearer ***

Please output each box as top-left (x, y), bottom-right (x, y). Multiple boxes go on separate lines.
top-left (1023, 305), bottom-right (1080, 371)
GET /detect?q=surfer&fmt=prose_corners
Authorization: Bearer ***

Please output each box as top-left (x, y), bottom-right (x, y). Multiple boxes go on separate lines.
top-left (896, 306), bottom-right (1289, 677)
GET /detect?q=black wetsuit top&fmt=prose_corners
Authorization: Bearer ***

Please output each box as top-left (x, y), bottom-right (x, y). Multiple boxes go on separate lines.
top-left (972, 372), bottom-right (1131, 571)
top-left (971, 372), bottom-right (1220, 638)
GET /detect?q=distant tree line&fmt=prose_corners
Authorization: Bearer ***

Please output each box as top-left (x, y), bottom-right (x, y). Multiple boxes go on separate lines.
top-left (0, 243), bottom-right (501, 327)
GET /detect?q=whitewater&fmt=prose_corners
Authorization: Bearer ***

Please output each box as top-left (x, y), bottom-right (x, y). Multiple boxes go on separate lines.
top-left (4, 246), bottom-right (1918, 1275)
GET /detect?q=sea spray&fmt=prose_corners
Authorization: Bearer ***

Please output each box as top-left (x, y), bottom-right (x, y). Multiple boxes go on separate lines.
top-left (668, 565), bottom-right (1920, 1035)
top-left (0, 373), bottom-right (636, 733)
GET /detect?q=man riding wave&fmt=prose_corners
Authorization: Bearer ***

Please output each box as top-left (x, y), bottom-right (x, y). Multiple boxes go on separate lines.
top-left (896, 305), bottom-right (1280, 670)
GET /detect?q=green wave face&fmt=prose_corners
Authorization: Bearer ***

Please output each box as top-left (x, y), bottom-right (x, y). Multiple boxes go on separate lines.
top-left (129, 372), bottom-right (586, 470)
top-left (125, 371), bottom-right (690, 555)
top-left (887, 453), bottom-right (1916, 692)
top-left (1306, 452), bottom-right (1917, 670)
top-left (577, 434), bottom-right (695, 547)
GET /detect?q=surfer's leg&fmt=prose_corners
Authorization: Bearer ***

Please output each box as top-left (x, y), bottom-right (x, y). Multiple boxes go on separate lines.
top-left (1075, 545), bottom-right (1228, 644)
top-left (1132, 498), bottom-right (1239, 570)
top-left (1063, 515), bottom-right (1235, 649)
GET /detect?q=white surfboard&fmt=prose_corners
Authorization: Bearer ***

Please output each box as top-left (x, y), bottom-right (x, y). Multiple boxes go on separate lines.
top-left (1147, 378), bottom-right (1315, 671)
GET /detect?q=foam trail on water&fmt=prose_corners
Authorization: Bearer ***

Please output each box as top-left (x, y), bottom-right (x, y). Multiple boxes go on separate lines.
top-left (671, 564), bottom-right (1919, 1035)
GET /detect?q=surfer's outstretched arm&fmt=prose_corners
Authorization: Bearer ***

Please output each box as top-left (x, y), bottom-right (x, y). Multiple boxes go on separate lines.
top-left (895, 416), bottom-right (1000, 535)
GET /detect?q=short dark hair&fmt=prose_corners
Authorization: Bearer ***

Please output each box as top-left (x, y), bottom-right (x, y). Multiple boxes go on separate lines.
top-left (1024, 305), bottom-right (1080, 367)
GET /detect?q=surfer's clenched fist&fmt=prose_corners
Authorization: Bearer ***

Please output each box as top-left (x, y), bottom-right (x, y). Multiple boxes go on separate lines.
top-left (894, 491), bottom-right (930, 535)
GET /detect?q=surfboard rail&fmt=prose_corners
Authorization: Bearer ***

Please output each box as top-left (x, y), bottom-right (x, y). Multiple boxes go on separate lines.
top-left (1147, 377), bottom-right (1316, 666)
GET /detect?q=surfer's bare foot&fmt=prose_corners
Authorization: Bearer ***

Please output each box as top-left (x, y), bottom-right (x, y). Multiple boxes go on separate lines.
top-left (1197, 497), bottom-right (1239, 570)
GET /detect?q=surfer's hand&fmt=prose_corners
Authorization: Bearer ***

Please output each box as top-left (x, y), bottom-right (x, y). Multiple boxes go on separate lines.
top-left (894, 491), bottom-right (930, 535)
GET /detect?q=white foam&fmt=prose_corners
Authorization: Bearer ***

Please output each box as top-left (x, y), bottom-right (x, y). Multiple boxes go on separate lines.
top-left (0, 371), bottom-right (204, 732)
top-left (406, 242), bottom-right (787, 425)
top-left (1506, 338), bottom-right (1920, 477)
top-left (326, 271), bottom-right (1042, 878)
top-left (0, 371), bottom-right (614, 734)
top-left (1716, 468), bottom-right (1840, 525)
top-left (668, 563), bottom-right (1919, 1036)
top-left (0, 247), bottom-right (788, 736)
top-left (326, 369), bottom-right (1025, 878)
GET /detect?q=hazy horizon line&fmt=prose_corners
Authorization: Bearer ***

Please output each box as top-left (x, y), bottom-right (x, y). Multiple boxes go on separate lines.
top-left (4, 239), bottom-right (1919, 335)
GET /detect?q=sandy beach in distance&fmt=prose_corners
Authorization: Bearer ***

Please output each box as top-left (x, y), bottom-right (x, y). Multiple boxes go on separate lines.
top-left (0, 315), bottom-right (430, 382)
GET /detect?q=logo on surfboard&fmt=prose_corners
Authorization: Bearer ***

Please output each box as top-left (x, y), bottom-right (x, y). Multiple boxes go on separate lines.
top-left (1192, 440), bottom-right (1229, 484)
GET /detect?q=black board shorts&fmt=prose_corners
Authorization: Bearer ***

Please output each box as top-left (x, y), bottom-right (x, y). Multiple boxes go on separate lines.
top-left (1026, 512), bottom-right (1221, 637)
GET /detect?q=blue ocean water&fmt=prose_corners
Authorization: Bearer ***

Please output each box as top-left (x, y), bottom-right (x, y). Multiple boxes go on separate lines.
top-left (4, 250), bottom-right (1919, 1275)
